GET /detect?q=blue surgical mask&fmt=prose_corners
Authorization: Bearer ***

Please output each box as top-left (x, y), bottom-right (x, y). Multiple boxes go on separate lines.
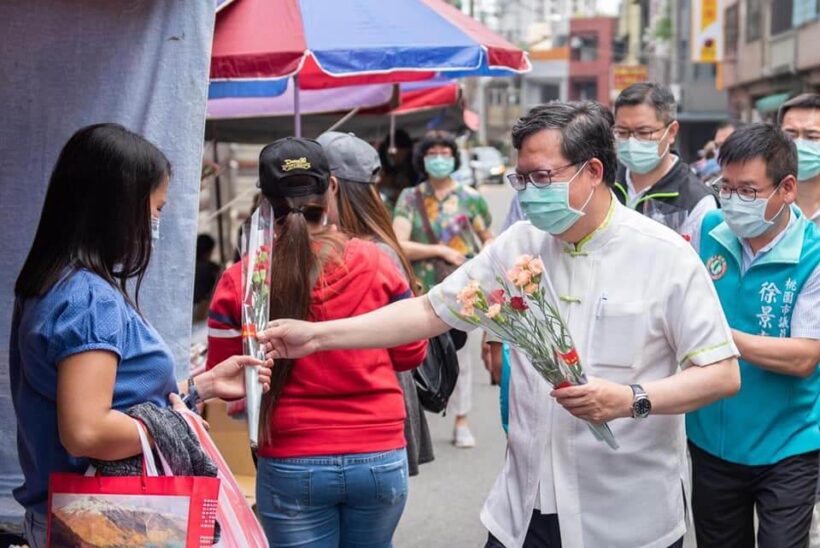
top-left (795, 139), bottom-right (820, 181)
top-left (519, 162), bottom-right (591, 235)
top-left (616, 128), bottom-right (670, 175)
top-left (720, 191), bottom-right (785, 239)
top-left (424, 155), bottom-right (456, 179)
top-left (151, 216), bottom-right (161, 241)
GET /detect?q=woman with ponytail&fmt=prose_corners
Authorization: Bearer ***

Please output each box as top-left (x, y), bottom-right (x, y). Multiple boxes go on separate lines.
top-left (317, 131), bottom-right (434, 478)
top-left (207, 138), bottom-right (427, 546)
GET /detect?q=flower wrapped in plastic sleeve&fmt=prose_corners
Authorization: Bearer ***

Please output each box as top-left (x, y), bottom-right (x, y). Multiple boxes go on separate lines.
top-left (240, 200), bottom-right (275, 448)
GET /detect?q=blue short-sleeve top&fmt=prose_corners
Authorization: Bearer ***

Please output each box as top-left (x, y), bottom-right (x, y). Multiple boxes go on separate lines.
top-left (8, 269), bottom-right (178, 514)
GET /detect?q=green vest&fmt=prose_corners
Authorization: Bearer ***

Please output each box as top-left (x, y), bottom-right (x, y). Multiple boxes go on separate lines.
top-left (687, 207), bottom-right (820, 465)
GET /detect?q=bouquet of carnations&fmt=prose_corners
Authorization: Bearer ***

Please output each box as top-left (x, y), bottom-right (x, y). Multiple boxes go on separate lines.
top-left (240, 200), bottom-right (275, 448)
top-left (454, 254), bottom-right (618, 449)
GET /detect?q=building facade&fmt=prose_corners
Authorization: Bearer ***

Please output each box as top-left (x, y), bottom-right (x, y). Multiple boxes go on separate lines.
top-left (568, 16), bottom-right (618, 106)
top-left (722, 0), bottom-right (820, 121)
top-left (614, 0), bottom-right (729, 161)
top-left (521, 46), bottom-right (571, 111)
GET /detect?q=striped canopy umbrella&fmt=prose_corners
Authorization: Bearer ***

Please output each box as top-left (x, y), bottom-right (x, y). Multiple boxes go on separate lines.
top-left (210, 0), bottom-right (529, 134)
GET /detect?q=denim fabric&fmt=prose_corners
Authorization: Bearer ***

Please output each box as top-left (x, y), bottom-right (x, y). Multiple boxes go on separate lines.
top-left (257, 449), bottom-right (408, 548)
top-left (23, 510), bottom-right (46, 548)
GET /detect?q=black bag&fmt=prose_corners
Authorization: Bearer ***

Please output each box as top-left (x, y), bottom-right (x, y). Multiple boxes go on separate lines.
top-left (413, 331), bottom-right (460, 414)
top-left (448, 328), bottom-right (467, 351)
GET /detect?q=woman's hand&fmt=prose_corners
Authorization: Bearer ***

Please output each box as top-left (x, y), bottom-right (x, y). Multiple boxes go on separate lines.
top-left (198, 355), bottom-right (273, 401)
top-left (169, 392), bottom-right (209, 431)
top-left (258, 319), bottom-right (321, 360)
top-left (438, 245), bottom-right (467, 266)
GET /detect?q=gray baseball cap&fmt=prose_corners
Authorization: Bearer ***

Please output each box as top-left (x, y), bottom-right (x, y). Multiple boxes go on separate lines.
top-left (317, 131), bottom-right (381, 184)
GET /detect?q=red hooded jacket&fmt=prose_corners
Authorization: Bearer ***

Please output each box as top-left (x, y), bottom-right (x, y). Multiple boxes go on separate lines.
top-left (207, 238), bottom-right (427, 458)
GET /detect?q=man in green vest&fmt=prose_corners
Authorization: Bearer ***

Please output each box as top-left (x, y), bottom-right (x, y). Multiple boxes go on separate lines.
top-left (687, 123), bottom-right (820, 547)
top-left (778, 92), bottom-right (820, 548)
top-left (780, 94), bottom-right (820, 228)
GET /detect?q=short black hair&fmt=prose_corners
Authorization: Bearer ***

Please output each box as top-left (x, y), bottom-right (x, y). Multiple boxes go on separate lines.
top-left (718, 123), bottom-right (797, 185)
top-left (197, 234), bottom-right (216, 258)
top-left (614, 82), bottom-right (677, 124)
top-left (778, 93), bottom-right (820, 125)
top-left (414, 130), bottom-right (462, 177)
top-left (511, 101), bottom-right (617, 187)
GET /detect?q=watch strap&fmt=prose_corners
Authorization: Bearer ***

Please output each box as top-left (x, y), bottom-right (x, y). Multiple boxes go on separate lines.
top-left (181, 377), bottom-right (200, 414)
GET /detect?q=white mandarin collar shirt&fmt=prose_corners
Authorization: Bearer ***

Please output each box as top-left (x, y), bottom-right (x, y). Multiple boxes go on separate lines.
top-left (429, 197), bottom-right (738, 548)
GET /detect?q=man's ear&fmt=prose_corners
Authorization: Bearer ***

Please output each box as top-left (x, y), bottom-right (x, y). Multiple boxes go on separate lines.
top-left (586, 158), bottom-right (605, 187)
top-left (667, 120), bottom-right (680, 145)
top-left (780, 174), bottom-right (798, 204)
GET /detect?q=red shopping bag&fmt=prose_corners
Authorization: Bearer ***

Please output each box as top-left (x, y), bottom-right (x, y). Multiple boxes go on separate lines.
top-left (47, 420), bottom-right (221, 548)
top-left (182, 413), bottom-right (269, 548)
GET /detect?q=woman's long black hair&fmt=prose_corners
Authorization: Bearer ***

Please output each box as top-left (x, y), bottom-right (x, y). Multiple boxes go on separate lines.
top-left (14, 123), bottom-right (171, 307)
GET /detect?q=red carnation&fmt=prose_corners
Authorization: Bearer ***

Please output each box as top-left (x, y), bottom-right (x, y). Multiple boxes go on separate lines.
top-left (489, 289), bottom-right (506, 305)
top-left (510, 296), bottom-right (528, 312)
top-left (559, 348), bottom-right (579, 366)
top-left (555, 380), bottom-right (572, 389)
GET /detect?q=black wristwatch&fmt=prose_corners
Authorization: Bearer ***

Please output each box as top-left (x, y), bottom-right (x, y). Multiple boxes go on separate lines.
top-left (630, 384), bottom-right (652, 419)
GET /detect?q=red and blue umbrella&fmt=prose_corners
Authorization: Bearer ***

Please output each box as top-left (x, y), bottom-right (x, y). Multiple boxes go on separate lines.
top-left (210, 0), bottom-right (530, 95)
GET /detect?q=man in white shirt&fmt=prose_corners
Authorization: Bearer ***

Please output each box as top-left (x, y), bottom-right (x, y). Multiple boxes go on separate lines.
top-left (612, 82), bottom-right (718, 249)
top-left (258, 101), bottom-right (741, 548)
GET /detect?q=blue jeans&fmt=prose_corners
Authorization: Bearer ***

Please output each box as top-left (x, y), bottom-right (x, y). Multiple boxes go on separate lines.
top-left (257, 449), bottom-right (408, 548)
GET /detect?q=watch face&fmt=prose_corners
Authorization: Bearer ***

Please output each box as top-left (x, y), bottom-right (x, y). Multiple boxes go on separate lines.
top-left (634, 397), bottom-right (652, 417)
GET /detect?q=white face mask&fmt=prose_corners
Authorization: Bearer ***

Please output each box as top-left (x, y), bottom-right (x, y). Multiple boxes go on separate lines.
top-left (151, 216), bottom-right (161, 242)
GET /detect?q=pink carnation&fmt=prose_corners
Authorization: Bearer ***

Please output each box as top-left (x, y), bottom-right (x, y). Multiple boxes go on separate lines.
top-left (515, 254), bottom-right (534, 268)
top-left (457, 280), bottom-right (481, 306)
top-left (515, 269), bottom-right (533, 288)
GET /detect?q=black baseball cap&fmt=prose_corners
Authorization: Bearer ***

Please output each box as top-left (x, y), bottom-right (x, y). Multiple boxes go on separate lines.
top-left (259, 137), bottom-right (331, 199)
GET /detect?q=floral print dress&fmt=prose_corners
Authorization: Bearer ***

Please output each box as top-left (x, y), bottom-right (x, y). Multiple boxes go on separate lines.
top-left (394, 181), bottom-right (492, 293)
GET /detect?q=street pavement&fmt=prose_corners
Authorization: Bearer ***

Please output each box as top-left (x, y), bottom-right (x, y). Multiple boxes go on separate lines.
top-left (394, 183), bottom-right (697, 547)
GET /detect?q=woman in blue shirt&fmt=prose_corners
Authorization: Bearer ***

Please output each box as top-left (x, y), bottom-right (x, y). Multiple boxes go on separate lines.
top-left (9, 124), bottom-right (272, 547)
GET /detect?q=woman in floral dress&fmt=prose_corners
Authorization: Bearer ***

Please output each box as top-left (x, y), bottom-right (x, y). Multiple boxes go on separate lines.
top-left (393, 130), bottom-right (493, 448)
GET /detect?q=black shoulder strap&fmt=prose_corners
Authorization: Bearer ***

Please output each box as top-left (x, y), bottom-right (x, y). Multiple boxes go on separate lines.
top-left (414, 187), bottom-right (440, 245)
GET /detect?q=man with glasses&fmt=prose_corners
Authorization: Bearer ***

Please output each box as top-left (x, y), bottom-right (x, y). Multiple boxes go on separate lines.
top-left (686, 123), bottom-right (820, 548)
top-left (257, 101), bottom-right (741, 547)
top-left (780, 94), bottom-right (820, 227)
top-left (778, 92), bottom-right (820, 548)
top-left (613, 82), bottom-right (717, 246)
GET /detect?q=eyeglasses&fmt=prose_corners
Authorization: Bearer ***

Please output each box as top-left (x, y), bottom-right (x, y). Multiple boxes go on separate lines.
top-left (612, 125), bottom-right (669, 142)
top-left (506, 162), bottom-right (580, 190)
top-left (711, 177), bottom-right (780, 202)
